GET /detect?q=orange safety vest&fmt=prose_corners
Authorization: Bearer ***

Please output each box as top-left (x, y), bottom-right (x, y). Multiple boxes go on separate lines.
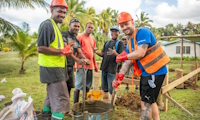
top-left (128, 28), bottom-right (170, 76)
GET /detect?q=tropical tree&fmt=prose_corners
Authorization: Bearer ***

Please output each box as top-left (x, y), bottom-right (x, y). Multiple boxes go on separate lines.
top-left (98, 8), bottom-right (113, 36)
top-left (0, 0), bottom-right (49, 35)
top-left (62, 0), bottom-right (88, 32)
top-left (175, 23), bottom-right (185, 35)
top-left (111, 9), bottom-right (119, 25)
top-left (151, 27), bottom-right (161, 40)
top-left (135, 11), bottom-right (153, 28)
top-left (9, 23), bottom-right (38, 74)
top-left (163, 23), bottom-right (176, 36)
top-left (86, 7), bottom-right (99, 28)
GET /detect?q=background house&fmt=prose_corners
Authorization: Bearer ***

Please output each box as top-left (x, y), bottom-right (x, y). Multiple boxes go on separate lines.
top-left (160, 39), bottom-right (200, 58)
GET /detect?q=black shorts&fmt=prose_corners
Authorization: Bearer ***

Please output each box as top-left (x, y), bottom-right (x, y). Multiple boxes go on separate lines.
top-left (66, 66), bottom-right (75, 89)
top-left (140, 75), bottom-right (165, 104)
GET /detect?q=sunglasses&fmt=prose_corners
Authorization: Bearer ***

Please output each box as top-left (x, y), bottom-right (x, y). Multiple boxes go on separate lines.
top-left (70, 19), bottom-right (80, 23)
top-left (122, 38), bottom-right (127, 40)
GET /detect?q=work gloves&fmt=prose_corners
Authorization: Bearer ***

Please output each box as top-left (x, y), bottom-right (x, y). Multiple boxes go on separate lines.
top-left (112, 73), bottom-right (124, 91)
top-left (116, 51), bottom-right (128, 63)
top-left (61, 42), bottom-right (74, 56)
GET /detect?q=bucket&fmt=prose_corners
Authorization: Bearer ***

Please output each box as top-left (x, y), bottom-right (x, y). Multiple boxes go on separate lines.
top-left (72, 100), bottom-right (114, 120)
top-left (86, 91), bottom-right (101, 100)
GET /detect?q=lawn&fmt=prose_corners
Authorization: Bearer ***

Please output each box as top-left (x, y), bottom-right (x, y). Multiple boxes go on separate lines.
top-left (0, 52), bottom-right (200, 120)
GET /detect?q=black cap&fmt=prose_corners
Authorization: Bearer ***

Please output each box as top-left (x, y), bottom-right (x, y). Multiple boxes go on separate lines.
top-left (110, 26), bottom-right (120, 31)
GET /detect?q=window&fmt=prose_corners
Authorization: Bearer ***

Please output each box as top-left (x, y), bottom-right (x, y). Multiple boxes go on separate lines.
top-left (186, 46), bottom-right (190, 54)
top-left (176, 46), bottom-right (190, 54)
top-left (176, 46), bottom-right (180, 54)
top-left (183, 46), bottom-right (185, 54)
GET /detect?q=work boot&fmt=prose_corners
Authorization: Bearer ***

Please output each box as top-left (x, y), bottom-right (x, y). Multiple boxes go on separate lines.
top-left (73, 90), bottom-right (80, 103)
top-left (41, 111), bottom-right (51, 120)
top-left (102, 91), bottom-right (110, 102)
top-left (51, 112), bottom-right (64, 120)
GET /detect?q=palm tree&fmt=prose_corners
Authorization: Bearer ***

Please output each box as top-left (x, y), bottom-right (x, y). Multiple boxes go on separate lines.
top-left (135, 11), bottom-right (153, 28)
top-left (111, 9), bottom-right (119, 26)
top-left (98, 8), bottom-right (113, 36)
top-left (0, 0), bottom-right (49, 34)
top-left (62, 0), bottom-right (88, 32)
top-left (9, 23), bottom-right (38, 74)
top-left (86, 7), bottom-right (99, 28)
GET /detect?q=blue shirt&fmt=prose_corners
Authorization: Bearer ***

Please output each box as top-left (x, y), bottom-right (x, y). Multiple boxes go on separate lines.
top-left (126, 27), bottom-right (167, 76)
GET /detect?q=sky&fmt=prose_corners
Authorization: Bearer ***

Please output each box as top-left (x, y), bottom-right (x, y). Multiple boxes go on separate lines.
top-left (0, 0), bottom-right (200, 34)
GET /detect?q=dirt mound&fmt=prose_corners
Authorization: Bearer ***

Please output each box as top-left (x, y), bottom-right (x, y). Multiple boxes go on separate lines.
top-left (184, 81), bottom-right (200, 90)
top-left (115, 92), bottom-right (141, 111)
top-left (169, 68), bottom-right (175, 72)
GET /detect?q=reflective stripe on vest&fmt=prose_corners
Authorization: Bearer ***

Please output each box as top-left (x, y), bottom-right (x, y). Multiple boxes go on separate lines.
top-left (38, 18), bottom-right (65, 67)
top-left (129, 28), bottom-right (170, 74)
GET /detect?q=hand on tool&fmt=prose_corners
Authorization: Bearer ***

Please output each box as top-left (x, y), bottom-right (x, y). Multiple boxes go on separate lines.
top-left (112, 73), bottom-right (124, 91)
top-left (94, 61), bottom-right (99, 72)
top-left (84, 59), bottom-right (91, 65)
top-left (116, 51), bottom-right (128, 63)
top-left (77, 59), bottom-right (86, 65)
top-left (61, 41), bottom-right (75, 56)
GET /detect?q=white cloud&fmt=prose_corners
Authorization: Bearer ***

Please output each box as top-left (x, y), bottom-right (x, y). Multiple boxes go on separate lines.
top-left (145, 0), bottom-right (156, 5)
top-left (152, 0), bottom-right (200, 27)
top-left (0, 7), bottom-right (51, 33)
top-left (84, 0), bottom-right (142, 18)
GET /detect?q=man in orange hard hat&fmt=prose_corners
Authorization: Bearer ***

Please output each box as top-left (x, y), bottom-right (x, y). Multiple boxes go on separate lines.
top-left (37, 0), bottom-right (72, 119)
top-left (112, 12), bottom-right (170, 120)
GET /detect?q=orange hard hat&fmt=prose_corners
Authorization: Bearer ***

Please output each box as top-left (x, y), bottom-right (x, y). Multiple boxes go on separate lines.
top-left (117, 12), bottom-right (133, 24)
top-left (50, 0), bottom-right (68, 10)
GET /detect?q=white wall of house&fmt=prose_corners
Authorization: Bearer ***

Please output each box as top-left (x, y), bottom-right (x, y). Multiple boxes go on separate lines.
top-left (162, 41), bottom-right (200, 58)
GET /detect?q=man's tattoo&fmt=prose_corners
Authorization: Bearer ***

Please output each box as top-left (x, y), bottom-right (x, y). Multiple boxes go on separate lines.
top-left (141, 103), bottom-right (152, 120)
top-left (139, 44), bottom-right (148, 50)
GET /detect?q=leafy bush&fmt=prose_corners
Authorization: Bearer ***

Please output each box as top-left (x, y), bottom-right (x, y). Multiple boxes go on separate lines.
top-left (170, 56), bottom-right (200, 61)
top-left (2, 47), bottom-right (10, 52)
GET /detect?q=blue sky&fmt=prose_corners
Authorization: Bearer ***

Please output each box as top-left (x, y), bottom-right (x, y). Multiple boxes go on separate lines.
top-left (0, 0), bottom-right (200, 33)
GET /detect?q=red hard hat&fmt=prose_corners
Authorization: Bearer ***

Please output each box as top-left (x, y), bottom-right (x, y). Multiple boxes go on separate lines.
top-left (50, 0), bottom-right (68, 10)
top-left (117, 12), bottom-right (133, 24)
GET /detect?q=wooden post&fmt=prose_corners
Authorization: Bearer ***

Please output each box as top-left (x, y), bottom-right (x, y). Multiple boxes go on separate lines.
top-left (93, 76), bottom-right (100, 90)
top-left (190, 66), bottom-right (195, 81)
top-left (163, 94), bottom-right (193, 116)
top-left (181, 38), bottom-right (183, 69)
top-left (175, 69), bottom-right (184, 88)
top-left (194, 42), bottom-right (197, 87)
top-left (156, 90), bottom-right (163, 110)
top-left (164, 66), bottom-right (169, 112)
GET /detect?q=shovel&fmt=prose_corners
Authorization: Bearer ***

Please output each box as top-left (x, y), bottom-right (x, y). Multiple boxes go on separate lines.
top-left (111, 63), bottom-right (122, 108)
top-left (82, 64), bottom-right (89, 112)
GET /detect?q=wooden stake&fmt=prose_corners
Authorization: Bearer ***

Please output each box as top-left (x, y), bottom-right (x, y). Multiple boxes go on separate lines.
top-left (163, 94), bottom-right (193, 116)
top-left (181, 38), bottom-right (183, 69)
top-left (163, 66), bottom-right (169, 112)
top-left (175, 69), bottom-right (184, 89)
top-left (194, 42), bottom-right (197, 87)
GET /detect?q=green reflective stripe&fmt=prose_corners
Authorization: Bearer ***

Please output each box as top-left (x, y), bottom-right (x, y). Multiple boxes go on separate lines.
top-left (143, 51), bottom-right (167, 69)
top-left (52, 112), bottom-right (64, 119)
top-left (43, 106), bottom-right (51, 112)
top-left (144, 43), bottom-right (160, 56)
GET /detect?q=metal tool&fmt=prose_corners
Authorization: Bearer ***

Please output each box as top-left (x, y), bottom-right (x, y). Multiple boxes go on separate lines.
top-left (111, 63), bottom-right (122, 108)
top-left (82, 64), bottom-right (89, 112)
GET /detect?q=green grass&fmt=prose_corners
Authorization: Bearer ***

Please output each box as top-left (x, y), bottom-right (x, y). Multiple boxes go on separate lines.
top-left (0, 52), bottom-right (200, 120)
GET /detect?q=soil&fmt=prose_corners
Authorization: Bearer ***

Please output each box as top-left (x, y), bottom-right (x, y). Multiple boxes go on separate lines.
top-left (169, 68), bottom-right (175, 72)
top-left (115, 92), bottom-right (141, 111)
top-left (184, 81), bottom-right (200, 90)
